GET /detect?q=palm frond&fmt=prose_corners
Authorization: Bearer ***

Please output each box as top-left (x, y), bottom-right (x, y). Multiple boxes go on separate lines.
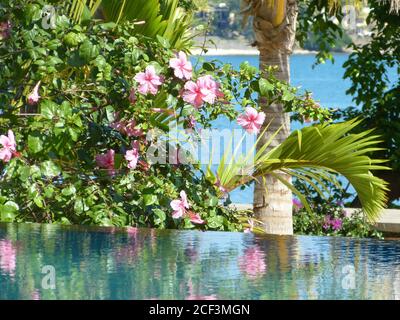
top-left (67, 0), bottom-right (102, 23)
top-left (207, 119), bottom-right (389, 221)
top-left (65, 0), bottom-right (194, 50)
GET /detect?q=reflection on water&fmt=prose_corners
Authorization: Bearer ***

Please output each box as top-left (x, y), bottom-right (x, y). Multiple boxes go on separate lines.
top-left (0, 222), bottom-right (399, 300)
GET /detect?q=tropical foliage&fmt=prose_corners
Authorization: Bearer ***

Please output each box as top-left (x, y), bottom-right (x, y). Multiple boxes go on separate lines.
top-left (0, 0), bottom-right (389, 232)
top-left (207, 119), bottom-right (389, 222)
top-left (66, 0), bottom-right (195, 50)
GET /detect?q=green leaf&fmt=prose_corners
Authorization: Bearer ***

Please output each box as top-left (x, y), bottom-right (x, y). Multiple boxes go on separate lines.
top-left (40, 160), bottom-right (61, 177)
top-left (202, 62), bottom-right (215, 71)
top-left (143, 194), bottom-right (158, 206)
top-left (282, 90), bottom-right (295, 101)
top-left (62, 185), bottom-right (76, 197)
top-left (28, 134), bottom-right (43, 153)
top-left (40, 100), bottom-right (58, 119)
top-left (0, 201), bottom-right (19, 222)
top-left (153, 208), bottom-right (166, 224)
top-left (78, 40), bottom-right (99, 63)
top-left (259, 79), bottom-right (274, 96)
top-left (156, 35), bottom-right (170, 48)
top-left (33, 197), bottom-right (44, 208)
top-left (205, 196), bottom-right (219, 207)
top-left (64, 32), bottom-right (81, 47)
top-left (207, 215), bottom-right (224, 229)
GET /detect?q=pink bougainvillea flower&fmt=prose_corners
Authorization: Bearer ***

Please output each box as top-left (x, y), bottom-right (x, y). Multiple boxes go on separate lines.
top-left (331, 218), bottom-right (343, 231)
top-left (323, 215), bottom-right (332, 230)
top-left (169, 51), bottom-right (192, 80)
top-left (128, 88), bottom-right (136, 104)
top-left (0, 130), bottom-right (16, 163)
top-left (292, 198), bottom-right (303, 213)
top-left (27, 81), bottom-right (41, 105)
top-left (134, 66), bottom-right (163, 95)
top-left (95, 149), bottom-right (115, 174)
top-left (170, 190), bottom-right (190, 219)
top-left (238, 246), bottom-right (267, 278)
top-left (237, 107), bottom-right (266, 134)
top-left (0, 239), bottom-right (17, 276)
top-left (187, 211), bottom-right (205, 225)
top-left (125, 140), bottom-right (140, 169)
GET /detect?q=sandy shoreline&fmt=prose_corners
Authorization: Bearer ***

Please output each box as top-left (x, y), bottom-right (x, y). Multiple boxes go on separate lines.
top-left (191, 48), bottom-right (321, 56)
top-left (190, 48), bottom-right (351, 56)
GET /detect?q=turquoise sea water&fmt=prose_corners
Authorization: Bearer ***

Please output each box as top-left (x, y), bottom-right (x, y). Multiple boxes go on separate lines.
top-left (1, 222), bottom-right (399, 300)
top-left (192, 54), bottom-right (396, 204)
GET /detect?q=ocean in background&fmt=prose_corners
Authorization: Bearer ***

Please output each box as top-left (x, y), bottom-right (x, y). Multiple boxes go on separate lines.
top-left (191, 54), bottom-right (395, 204)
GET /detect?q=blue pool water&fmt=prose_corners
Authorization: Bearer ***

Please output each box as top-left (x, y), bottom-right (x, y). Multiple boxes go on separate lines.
top-left (192, 54), bottom-right (396, 204)
top-left (1, 222), bottom-right (399, 300)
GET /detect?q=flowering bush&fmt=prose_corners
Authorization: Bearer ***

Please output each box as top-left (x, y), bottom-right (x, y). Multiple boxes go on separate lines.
top-left (292, 170), bottom-right (383, 238)
top-left (293, 202), bottom-right (383, 238)
top-left (0, 1), bottom-right (332, 230)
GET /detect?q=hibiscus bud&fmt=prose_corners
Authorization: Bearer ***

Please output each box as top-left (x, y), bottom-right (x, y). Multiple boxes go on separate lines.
top-left (27, 81), bottom-right (41, 105)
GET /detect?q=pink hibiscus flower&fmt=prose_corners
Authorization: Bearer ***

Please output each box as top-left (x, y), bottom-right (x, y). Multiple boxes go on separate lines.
top-left (169, 51), bottom-right (192, 80)
top-left (182, 75), bottom-right (223, 108)
top-left (134, 66), bottom-right (163, 95)
top-left (125, 140), bottom-right (140, 169)
top-left (187, 211), bottom-right (205, 225)
top-left (0, 129), bottom-right (16, 163)
top-left (197, 75), bottom-right (224, 104)
top-left (182, 81), bottom-right (204, 108)
top-left (170, 190), bottom-right (190, 219)
top-left (111, 119), bottom-right (143, 137)
top-left (95, 149), bottom-right (115, 174)
top-left (27, 81), bottom-right (41, 105)
top-left (237, 107), bottom-right (266, 134)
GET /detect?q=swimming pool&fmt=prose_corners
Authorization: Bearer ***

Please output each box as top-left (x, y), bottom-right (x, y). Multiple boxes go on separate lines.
top-left (1, 222), bottom-right (399, 299)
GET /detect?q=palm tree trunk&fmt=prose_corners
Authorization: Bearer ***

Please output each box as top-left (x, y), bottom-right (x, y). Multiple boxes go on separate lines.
top-left (252, 0), bottom-right (298, 235)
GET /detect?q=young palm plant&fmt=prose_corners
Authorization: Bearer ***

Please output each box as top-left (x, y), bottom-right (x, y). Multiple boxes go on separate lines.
top-left (206, 118), bottom-right (388, 232)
